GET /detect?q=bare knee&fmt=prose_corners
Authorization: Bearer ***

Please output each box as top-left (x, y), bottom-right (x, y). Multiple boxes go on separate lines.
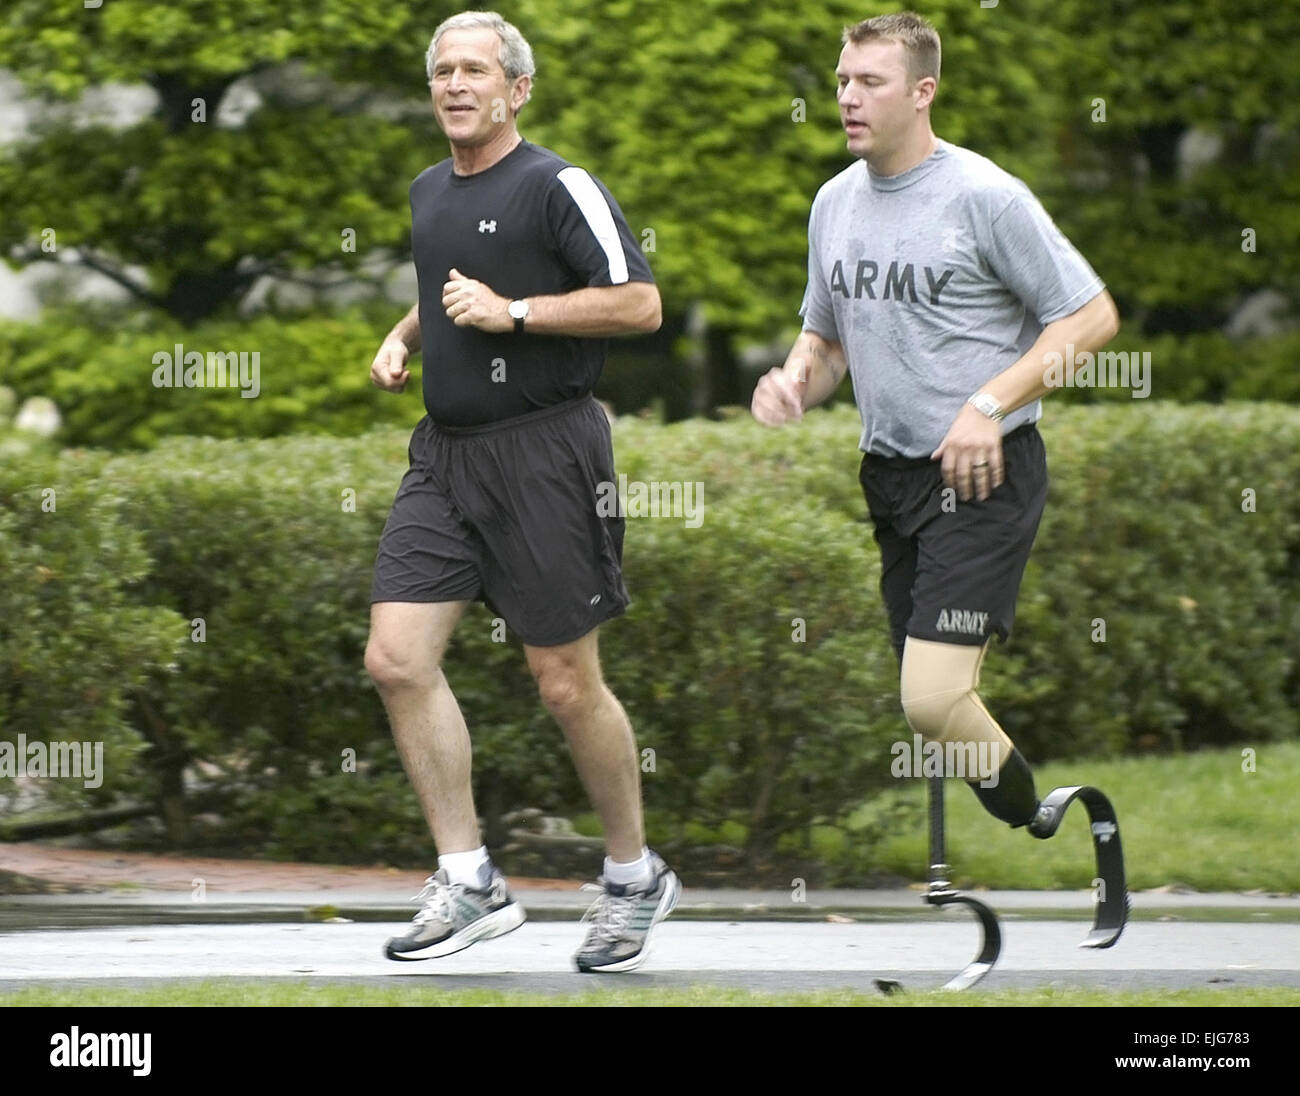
top-left (531, 659), bottom-right (599, 719)
top-left (365, 635), bottom-right (441, 692)
top-left (366, 601), bottom-right (464, 693)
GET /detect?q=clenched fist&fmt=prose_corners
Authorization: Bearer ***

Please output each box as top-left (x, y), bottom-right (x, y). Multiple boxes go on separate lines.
top-left (442, 267), bottom-right (512, 333)
top-left (370, 339), bottom-right (410, 392)
top-left (751, 360), bottom-right (808, 427)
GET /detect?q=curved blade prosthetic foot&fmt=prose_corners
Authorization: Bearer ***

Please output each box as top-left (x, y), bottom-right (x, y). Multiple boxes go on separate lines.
top-left (923, 776), bottom-right (1001, 990)
top-left (1029, 784), bottom-right (1129, 948)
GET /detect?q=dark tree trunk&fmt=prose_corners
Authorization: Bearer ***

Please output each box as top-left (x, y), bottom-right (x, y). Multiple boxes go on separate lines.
top-left (133, 694), bottom-right (194, 846)
top-left (705, 326), bottom-right (744, 413)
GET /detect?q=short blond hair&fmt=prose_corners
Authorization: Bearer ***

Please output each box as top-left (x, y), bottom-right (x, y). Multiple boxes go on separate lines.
top-left (843, 12), bottom-right (940, 84)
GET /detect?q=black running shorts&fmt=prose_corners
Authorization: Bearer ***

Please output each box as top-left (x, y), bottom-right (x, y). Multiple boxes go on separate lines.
top-left (370, 394), bottom-right (629, 647)
top-left (860, 422), bottom-right (1048, 661)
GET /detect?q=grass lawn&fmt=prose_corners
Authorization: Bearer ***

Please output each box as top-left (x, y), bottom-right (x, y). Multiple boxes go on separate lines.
top-left (842, 741), bottom-right (1300, 892)
top-left (4, 982), bottom-right (1299, 1007)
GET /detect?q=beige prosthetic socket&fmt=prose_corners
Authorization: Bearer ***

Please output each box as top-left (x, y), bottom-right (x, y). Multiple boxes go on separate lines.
top-left (899, 636), bottom-right (1013, 785)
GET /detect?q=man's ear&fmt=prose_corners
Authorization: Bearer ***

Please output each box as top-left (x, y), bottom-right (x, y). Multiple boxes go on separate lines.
top-left (914, 76), bottom-right (937, 111)
top-left (512, 74), bottom-right (532, 113)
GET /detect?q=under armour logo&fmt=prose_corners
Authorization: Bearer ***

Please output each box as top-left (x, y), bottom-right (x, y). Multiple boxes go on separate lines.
top-left (478, 220), bottom-right (497, 233)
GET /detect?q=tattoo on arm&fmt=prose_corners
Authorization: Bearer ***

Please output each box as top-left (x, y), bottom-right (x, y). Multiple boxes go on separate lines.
top-left (811, 340), bottom-right (846, 383)
top-left (795, 335), bottom-right (846, 385)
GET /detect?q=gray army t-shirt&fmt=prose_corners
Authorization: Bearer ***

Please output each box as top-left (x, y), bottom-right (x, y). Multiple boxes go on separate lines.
top-left (800, 139), bottom-right (1104, 457)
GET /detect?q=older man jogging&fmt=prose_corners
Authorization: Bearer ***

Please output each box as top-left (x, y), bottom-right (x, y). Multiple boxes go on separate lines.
top-left (366, 11), bottom-right (678, 973)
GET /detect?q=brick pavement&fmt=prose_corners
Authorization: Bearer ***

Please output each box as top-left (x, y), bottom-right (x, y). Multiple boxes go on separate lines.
top-left (0, 842), bottom-right (578, 894)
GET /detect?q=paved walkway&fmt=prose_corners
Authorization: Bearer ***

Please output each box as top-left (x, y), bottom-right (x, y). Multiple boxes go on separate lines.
top-left (3, 843), bottom-right (1299, 992)
top-left (2, 920), bottom-right (1298, 993)
top-left (3, 840), bottom-right (1299, 917)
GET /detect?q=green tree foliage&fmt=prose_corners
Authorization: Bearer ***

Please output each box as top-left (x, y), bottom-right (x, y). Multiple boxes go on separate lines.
top-left (0, 2), bottom-right (1294, 403)
top-left (517, 0), bottom-right (1067, 339)
top-left (0, 0), bottom-right (455, 322)
top-left (0, 0), bottom-right (1071, 337)
top-left (1052, 0), bottom-right (1300, 332)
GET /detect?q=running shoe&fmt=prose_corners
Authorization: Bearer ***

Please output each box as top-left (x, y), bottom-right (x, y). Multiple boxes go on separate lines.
top-left (383, 866), bottom-right (525, 961)
top-left (573, 851), bottom-right (680, 973)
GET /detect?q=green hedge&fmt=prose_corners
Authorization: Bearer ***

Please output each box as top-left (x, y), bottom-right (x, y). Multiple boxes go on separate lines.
top-left (2, 307), bottom-right (1298, 454)
top-left (1045, 326), bottom-right (1300, 404)
top-left (0, 303), bottom-right (424, 450)
top-left (1, 404), bottom-right (1296, 881)
top-left (0, 304), bottom-right (684, 450)
top-left (979, 403), bottom-right (1299, 757)
top-left (0, 447), bottom-right (185, 810)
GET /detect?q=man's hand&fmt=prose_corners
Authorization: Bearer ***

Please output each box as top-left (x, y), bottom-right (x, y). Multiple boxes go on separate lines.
top-left (442, 267), bottom-right (512, 332)
top-left (751, 359), bottom-right (809, 427)
top-left (931, 404), bottom-right (1004, 501)
top-left (370, 338), bottom-right (411, 392)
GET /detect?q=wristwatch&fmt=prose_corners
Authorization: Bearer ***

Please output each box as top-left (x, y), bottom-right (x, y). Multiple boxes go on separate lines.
top-left (967, 391), bottom-right (1005, 422)
top-left (508, 298), bottom-right (530, 333)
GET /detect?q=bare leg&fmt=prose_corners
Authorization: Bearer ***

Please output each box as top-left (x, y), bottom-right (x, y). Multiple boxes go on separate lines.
top-left (365, 600), bottom-right (480, 853)
top-left (525, 628), bottom-right (644, 862)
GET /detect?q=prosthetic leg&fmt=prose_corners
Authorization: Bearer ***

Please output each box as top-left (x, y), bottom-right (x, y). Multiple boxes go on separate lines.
top-left (897, 638), bottom-right (1128, 989)
top-left (1029, 785), bottom-right (1128, 948)
top-left (922, 775), bottom-right (1001, 991)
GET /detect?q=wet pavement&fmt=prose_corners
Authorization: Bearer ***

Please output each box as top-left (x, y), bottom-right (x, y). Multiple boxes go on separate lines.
top-left (2, 843), bottom-right (1298, 993)
top-left (2, 918), bottom-right (1298, 993)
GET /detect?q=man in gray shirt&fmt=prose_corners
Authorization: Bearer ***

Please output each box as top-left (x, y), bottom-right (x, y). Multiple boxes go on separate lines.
top-left (752, 11), bottom-right (1119, 830)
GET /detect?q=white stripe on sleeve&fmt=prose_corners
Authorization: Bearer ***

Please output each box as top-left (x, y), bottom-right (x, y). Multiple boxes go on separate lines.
top-left (556, 166), bottom-right (629, 285)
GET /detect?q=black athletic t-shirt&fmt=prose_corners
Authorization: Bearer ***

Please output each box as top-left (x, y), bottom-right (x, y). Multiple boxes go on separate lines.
top-left (410, 140), bottom-right (655, 426)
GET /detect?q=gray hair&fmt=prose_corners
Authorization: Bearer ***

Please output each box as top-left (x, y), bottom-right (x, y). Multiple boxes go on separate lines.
top-left (425, 11), bottom-right (536, 106)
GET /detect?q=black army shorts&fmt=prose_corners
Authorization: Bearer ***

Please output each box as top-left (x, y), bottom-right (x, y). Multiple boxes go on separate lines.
top-left (860, 422), bottom-right (1049, 661)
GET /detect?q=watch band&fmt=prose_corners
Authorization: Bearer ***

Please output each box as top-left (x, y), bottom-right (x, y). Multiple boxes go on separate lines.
top-left (509, 299), bottom-right (528, 334)
top-left (968, 392), bottom-right (1005, 422)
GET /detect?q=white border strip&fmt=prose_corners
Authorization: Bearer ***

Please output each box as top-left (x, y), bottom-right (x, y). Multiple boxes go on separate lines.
top-left (556, 166), bottom-right (629, 285)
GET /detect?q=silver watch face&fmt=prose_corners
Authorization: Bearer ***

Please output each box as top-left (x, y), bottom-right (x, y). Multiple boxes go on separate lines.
top-left (508, 300), bottom-right (528, 320)
top-left (972, 393), bottom-right (1001, 418)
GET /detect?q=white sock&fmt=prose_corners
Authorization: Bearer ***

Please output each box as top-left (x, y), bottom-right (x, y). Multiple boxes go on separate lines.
top-left (604, 848), bottom-right (653, 889)
top-left (439, 846), bottom-right (491, 888)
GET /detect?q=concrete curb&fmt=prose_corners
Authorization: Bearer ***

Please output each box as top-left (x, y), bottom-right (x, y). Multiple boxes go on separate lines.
top-left (4, 886), bottom-right (1299, 926)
